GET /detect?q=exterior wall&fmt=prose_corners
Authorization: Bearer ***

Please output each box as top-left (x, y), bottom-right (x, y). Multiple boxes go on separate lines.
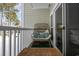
top-left (25, 3), bottom-right (50, 28)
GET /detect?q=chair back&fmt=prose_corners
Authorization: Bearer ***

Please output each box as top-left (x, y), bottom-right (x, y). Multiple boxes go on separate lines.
top-left (34, 23), bottom-right (50, 32)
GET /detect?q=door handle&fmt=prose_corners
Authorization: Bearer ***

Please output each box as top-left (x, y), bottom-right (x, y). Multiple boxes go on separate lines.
top-left (62, 26), bottom-right (65, 30)
top-left (59, 25), bottom-right (65, 30)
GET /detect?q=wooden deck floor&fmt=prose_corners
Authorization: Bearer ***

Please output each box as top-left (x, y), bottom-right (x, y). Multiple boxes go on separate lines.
top-left (18, 48), bottom-right (62, 56)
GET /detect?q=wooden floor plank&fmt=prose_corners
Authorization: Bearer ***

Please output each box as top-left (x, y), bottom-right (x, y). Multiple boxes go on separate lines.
top-left (18, 48), bottom-right (63, 56)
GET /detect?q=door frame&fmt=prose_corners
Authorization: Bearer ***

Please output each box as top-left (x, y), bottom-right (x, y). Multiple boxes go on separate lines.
top-left (52, 3), bottom-right (62, 48)
top-left (51, 3), bottom-right (66, 55)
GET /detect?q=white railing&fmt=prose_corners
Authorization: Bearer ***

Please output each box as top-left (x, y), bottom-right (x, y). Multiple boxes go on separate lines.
top-left (0, 26), bottom-right (52, 56)
top-left (0, 26), bottom-right (29, 56)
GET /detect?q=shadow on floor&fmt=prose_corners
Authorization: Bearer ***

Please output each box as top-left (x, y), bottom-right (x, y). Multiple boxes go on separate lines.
top-left (31, 41), bottom-right (53, 48)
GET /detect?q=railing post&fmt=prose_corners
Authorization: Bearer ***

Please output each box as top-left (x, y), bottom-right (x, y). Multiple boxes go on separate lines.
top-left (2, 30), bottom-right (6, 56)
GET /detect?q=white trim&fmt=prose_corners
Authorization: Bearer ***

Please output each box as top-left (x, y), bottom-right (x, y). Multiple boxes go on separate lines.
top-left (62, 3), bottom-right (66, 56)
top-left (50, 3), bottom-right (57, 16)
top-left (50, 3), bottom-right (62, 16)
top-left (53, 12), bottom-right (56, 48)
top-left (19, 3), bottom-right (24, 51)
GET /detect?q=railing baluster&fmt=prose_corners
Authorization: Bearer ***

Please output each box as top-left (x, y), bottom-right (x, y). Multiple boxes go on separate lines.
top-left (3, 30), bottom-right (6, 56)
top-left (14, 30), bottom-right (16, 56)
top-left (20, 31), bottom-right (22, 51)
top-left (21, 31), bottom-right (23, 51)
top-left (19, 30), bottom-right (21, 52)
top-left (11, 30), bottom-right (14, 56)
top-left (21, 31), bottom-right (23, 50)
top-left (17, 30), bottom-right (19, 53)
top-left (9, 30), bottom-right (12, 56)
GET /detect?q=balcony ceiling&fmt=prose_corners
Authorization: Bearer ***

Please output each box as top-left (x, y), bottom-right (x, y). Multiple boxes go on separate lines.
top-left (31, 3), bottom-right (50, 9)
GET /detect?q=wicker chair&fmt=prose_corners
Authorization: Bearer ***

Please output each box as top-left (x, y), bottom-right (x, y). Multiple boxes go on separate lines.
top-left (32, 23), bottom-right (51, 46)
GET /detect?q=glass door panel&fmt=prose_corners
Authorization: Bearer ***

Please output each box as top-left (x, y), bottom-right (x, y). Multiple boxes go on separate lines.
top-left (55, 5), bottom-right (62, 52)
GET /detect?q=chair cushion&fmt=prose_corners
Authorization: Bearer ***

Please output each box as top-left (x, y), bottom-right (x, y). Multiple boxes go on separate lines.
top-left (33, 32), bottom-right (39, 38)
top-left (33, 32), bottom-right (49, 38)
top-left (39, 32), bottom-right (49, 38)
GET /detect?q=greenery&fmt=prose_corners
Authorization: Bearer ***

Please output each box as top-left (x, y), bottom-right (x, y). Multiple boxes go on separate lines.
top-left (0, 3), bottom-right (20, 27)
